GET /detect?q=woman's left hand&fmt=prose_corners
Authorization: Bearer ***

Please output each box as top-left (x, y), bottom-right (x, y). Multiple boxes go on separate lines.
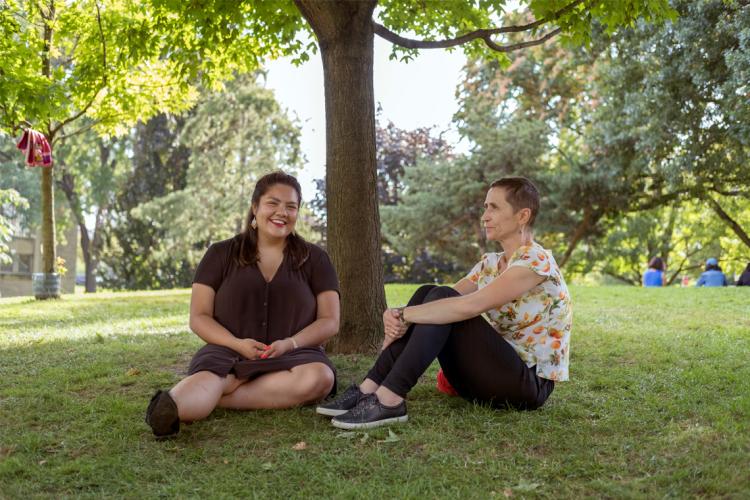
top-left (381, 308), bottom-right (408, 351)
top-left (261, 338), bottom-right (295, 359)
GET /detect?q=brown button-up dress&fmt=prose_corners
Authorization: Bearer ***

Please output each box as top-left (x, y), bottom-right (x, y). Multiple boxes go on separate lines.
top-left (187, 235), bottom-right (339, 393)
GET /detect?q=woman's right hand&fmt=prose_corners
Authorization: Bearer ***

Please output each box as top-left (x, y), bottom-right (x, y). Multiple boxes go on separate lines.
top-left (231, 338), bottom-right (268, 360)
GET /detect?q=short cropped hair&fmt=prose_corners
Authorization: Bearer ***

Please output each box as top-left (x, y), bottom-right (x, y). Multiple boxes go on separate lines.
top-left (490, 176), bottom-right (540, 227)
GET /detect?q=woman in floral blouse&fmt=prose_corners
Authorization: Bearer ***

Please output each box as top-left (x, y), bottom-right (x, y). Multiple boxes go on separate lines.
top-left (318, 177), bottom-right (572, 429)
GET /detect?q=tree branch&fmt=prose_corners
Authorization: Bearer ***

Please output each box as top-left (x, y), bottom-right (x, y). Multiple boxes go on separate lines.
top-left (50, 1), bottom-right (108, 140)
top-left (373, 0), bottom-right (584, 51)
top-left (706, 196), bottom-right (750, 249)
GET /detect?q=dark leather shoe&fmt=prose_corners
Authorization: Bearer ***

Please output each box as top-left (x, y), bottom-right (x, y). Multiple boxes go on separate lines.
top-left (145, 390), bottom-right (179, 438)
top-left (316, 383), bottom-right (364, 417)
top-left (331, 393), bottom-right (408, 430)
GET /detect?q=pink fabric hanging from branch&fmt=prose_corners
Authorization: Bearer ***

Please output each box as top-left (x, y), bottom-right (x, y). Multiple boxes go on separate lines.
top-left (16, 129), bottom-right (53, 167)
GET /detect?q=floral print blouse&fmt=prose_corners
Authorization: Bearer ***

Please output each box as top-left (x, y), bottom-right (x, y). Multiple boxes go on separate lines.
top-left (464, 242), bottom-right (572, 381)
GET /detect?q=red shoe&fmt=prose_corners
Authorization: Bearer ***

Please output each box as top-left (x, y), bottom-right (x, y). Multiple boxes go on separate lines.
top-left (436, 368), bottom-right (459, 396)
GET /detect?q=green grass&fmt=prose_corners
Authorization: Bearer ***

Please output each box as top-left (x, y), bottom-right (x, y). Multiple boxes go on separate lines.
top-left (1, 286), bottom-right (749, 498)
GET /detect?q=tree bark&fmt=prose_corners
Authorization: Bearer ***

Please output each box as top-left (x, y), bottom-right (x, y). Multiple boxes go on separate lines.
top-left (295, 0), bottom-right (385, 353)
top-left (559, 207), bottom-right (600, 268)
top-left (40, 3), bottom-right (57, 280)
top-left (706, 196), bottom-right (750, 249)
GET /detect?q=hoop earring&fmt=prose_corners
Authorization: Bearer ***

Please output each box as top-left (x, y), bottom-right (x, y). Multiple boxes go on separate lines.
top-left (251, 218), bottom-right (257, 230)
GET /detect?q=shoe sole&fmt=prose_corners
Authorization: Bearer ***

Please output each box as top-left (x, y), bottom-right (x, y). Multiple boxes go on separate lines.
top-left (331, 415), bottom-right (408, 430)
top-left (316, 407), bottom-right (349, 417)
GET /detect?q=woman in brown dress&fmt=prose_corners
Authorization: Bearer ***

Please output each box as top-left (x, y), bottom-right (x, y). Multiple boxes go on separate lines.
top-left (146, 172), bottom-right (340, 437)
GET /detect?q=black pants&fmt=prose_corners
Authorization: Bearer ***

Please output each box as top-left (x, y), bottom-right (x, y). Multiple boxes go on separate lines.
top-left (366, 285), bottom-right (554, 410)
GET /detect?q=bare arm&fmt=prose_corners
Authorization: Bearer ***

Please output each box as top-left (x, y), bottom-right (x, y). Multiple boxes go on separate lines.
top-left (402, 267), bottom-right (545, 325)
top-left (290, 290), bottom-right (340, 347)
top-left (189, 283), bottom-right (266, 359)
top-left (264, 290), bottom-right (340, 358)
top-left (453, 278), bottom-right (478, 295)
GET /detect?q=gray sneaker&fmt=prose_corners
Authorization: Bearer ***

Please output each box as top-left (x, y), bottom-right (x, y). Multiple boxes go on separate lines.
top-left (331, 393), bottom-right (408, 430)
top-left (316, 383), bottom-right (364, 417)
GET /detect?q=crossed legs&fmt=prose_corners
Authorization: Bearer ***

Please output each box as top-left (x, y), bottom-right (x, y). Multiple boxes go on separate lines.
top-left (169, 362), bottom-right (335, 422)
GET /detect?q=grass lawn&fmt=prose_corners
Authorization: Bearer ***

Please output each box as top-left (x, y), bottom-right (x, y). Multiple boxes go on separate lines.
top-left (1, 285), bottom-right (749, 498)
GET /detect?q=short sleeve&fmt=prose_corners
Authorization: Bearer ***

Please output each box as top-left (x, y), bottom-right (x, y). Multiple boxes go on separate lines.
top-left (310, 247), bottom-right (340, 296)
top-left (463, 254), bottom-right (488, 284)
top-left (193, 244), bottom-right (226, 291)
top-left (508, 245), bottom-right (553, 278)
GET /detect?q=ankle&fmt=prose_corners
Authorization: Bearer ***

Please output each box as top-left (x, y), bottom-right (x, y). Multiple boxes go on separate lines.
top-left (359, 379), bottom-right (379, 394)
top-left (375, 387), bottom-right (404, 407)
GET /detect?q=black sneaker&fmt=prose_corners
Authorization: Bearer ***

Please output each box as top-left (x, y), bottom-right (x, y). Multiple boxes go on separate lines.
top-left (331, 393), bottom-right (408, 430)
top-left (145, 390), bottom-right (180, 438)
top-left (316, 383), bottom-right (364, 417)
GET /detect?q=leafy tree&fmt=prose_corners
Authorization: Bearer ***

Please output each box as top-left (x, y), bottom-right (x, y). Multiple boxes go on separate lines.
top-left (129, 74), bottom-right (303, 273)
top-left (143, 0), bottom-right (673, 349)
top-left (0, 0), bottom-right (231, 296)
top-left (100, 113), bottom-right (192, 290)
top-left (54, 126), bottom-right (129, 292)
top-left (0, 188), bottom-right (28, 264)
top-left (589, 0), bottom-right (750, 249)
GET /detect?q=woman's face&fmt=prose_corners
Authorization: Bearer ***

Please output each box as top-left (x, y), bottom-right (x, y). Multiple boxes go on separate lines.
top-left (253, 183), bottom-right (299, 240)
top-left (481, 187), bottom-right (529, 242)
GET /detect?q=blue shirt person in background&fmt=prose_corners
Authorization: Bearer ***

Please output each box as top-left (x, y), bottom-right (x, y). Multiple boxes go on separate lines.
top-left (643, 257), bottom-right (666, 287)
top-left (696, 258), bottom-right (728, 287)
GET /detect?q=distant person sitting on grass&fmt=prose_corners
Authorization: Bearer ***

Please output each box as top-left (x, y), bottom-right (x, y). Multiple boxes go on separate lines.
top-left (317, 177), bottom-right (572, 429)
top-left (643, 257), bottom-right (666, 287)
top-left (146, 172), bottom-right (340, 438)
top-left (695, 258), bottom-right (728, 287)
top-left (736, 263), bottom-right (750, 287)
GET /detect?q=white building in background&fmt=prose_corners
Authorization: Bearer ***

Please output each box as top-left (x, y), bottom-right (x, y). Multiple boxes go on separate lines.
top-left (0, 224), bottom-right (77, 297)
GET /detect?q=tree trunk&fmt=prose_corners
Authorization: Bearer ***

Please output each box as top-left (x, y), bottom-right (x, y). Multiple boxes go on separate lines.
top-left (296, 0), bottom-right (385, 353)
top-left (40, 166), bottom-right (57, 275)
top-left (559, 207), bottom-right (599, 268)
top-left (40, 3), bottom-right (58, 286)
top-left (58, 168), bottom-right (101, 293)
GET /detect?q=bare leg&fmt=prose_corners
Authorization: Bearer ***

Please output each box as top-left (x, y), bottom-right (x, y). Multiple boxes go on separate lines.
top-left (169, 372), bottom-right (244, 422)
top-left (375, 385), bottom-right (404, 406)
top-left (359, 378), bottom-right (379, 394)
top-left (218, 363), bottom-right (335, 410)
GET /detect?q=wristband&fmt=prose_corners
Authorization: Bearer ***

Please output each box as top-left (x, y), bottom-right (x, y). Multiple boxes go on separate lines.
top-left (289, 336), bottom-right (299, 349)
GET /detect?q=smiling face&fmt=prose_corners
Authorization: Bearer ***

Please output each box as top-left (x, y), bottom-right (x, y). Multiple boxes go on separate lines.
top-left (252, 183), bottom-right (300, 241)
top-left (481, 187), bottom-right (531, 242)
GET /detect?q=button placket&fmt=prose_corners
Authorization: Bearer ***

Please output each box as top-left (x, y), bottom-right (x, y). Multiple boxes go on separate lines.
top-left (262, 284), bottom-right (269, 342)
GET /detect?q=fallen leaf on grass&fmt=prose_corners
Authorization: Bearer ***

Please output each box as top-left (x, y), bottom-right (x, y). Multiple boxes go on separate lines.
top-left (380, 429), bottom-right (400, 443)
top-left (359, 433), bottom-right (369, 444)
top-left (38, 460), bottom-right (46, 465)
top-left (503, 489), bottom-right (513, 497)
top-left (261, 462), bottom-right (273, 471)
top-left (292, 441), bottom-right (307, 451)
top-left (335, 432), bottom-right (357, 439)
top-left (126, 368), bottom-right (141, 376)
top-left (223, 459), bottom-right (229, 464)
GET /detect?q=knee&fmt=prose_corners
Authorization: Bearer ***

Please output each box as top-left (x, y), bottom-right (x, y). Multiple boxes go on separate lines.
top-left (293, 364), bottom-right (335, 402)
top-left (424, 285), bottom-right (458, 302)
top-left (406, 285), bottom-right (437, 306)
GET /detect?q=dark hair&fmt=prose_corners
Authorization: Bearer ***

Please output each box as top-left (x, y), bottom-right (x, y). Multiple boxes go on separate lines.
top-left (234, 171), bottom-right (309, 268)
top-left (490, 176), bottom-right (540, 227)
top-left (648, 257), bottom-right (665, 271)
top-left (706, 263), bottom-right (721, 272)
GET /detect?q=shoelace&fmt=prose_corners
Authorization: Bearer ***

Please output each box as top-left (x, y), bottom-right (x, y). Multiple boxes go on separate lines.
top-left (336, 386), bottom-right (361, 406)
top-left (348, 394), bottom-right (379, 418)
